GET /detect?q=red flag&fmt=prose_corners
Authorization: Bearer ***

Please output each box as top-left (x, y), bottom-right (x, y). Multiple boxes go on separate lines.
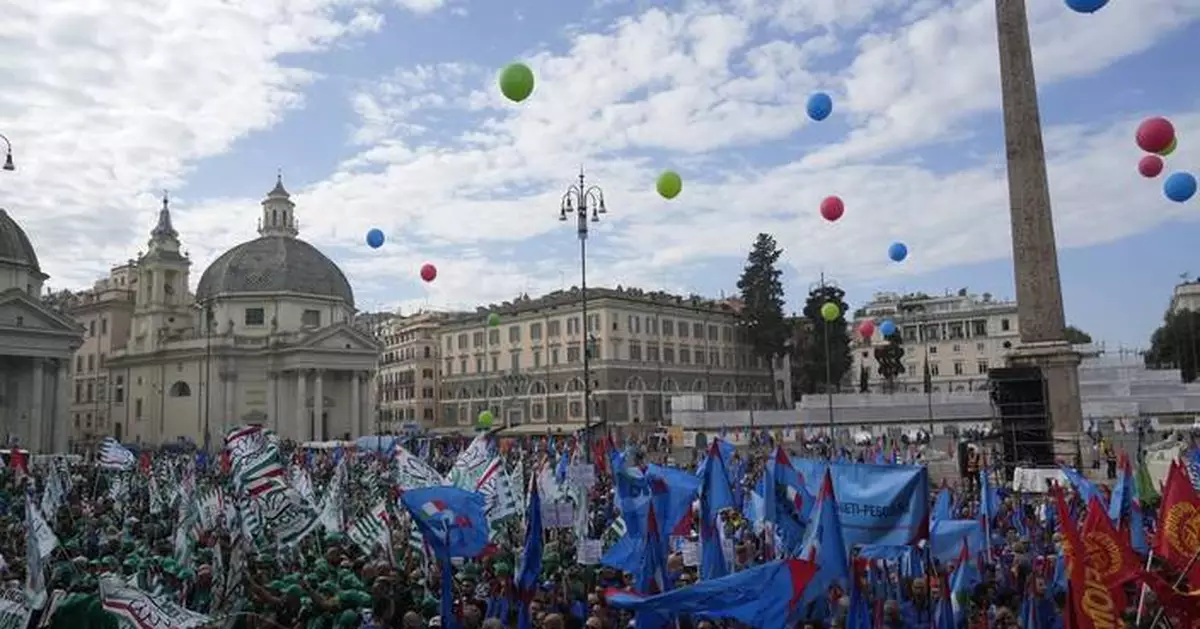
top-left (8, 450), bottom-right (27, 474)
top-left (1155, 459), bottom-right (1200, 588)
top-left (1052, 484), bottom-right (1123, 629)
top-left (1140, 571), bottom-right (1200, 629)
top-left (1081, 496), bottom-right (1139, 611)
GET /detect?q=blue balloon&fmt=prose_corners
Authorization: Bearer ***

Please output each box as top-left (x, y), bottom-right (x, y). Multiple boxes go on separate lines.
top-left (879, 320), bottom-right (897, 337)
top-left (1064, 0), bottom-right (1108, 12)
top-left (1164, 172), bottom-right (1197, 203)
top-left (806, 92), bottom-right (833, 122)
top-left (366, 228), bottom-right (385, 249)
top-left (888, 241), bottom-right (908, 262)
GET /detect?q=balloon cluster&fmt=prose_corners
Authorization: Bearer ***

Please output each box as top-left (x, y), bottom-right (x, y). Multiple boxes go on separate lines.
top-left (810, 93), bottom-right (910, 265)
top-left (363, 228), bottom-right (440, 284)
top-left (1137, 117), bottom-right (1195, 203)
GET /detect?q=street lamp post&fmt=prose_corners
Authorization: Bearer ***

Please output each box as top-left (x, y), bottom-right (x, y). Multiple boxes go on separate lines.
top-left (560, 167), bottom-right (607, 458)
top-left (0, 133), bottom-right (14, 172)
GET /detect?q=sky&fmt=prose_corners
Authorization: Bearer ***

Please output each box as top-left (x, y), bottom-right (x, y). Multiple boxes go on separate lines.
top-left (2, 0), bottom-right (1199, 350)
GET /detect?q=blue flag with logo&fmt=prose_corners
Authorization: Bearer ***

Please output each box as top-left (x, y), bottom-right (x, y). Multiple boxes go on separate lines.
top-left (399, 486), bottom-right (489, 558)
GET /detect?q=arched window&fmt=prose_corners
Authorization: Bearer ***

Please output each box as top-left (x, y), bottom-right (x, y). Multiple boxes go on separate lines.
top-left (169, 381), bottom-right (191, 397)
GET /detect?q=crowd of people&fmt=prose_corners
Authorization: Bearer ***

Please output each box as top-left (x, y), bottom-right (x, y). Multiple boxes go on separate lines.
top-left (0, 427), bottom-right (1195, 629)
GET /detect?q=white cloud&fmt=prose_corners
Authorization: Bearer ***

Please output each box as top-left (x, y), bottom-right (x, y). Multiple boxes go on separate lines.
top-left (0, 0), bottom-right (1197, 322)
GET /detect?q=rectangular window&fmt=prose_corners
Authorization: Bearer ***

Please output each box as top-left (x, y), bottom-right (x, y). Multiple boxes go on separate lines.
top-left (99, 353), bottom-right (106, 368)
top-left (693, 323), bottom-right (703, 338)
top-left (972, 320), bottom-right (988, 337)
top-left (708, 325), bottom-right (718, 341)
top-left (89, 320), bottom-right (96, 337)
top-left (244, 308), bottom-right (265, 326)
top-left (588, 314), bottom-right (600, 332)
top-left (101, 318), bottom-right (108, 335)
top-left (551, 349), bottom-right (560, 365)
top-left (709, 351), bottom-right (719, 366)
top-left (1001, 318), bottom-right (1011, 331)
top-left (476, 357), bottom-right (484, 373)
top-left (76, 356), bottom-right (83, 372)
top-left (530, 322), bottom-right (543, 341)
top-left (567, 317), bottom-right (581, 335)
top-left (510, 353), bottom-right (520, 371)
top-left (680, 348), bottom-right (691, 364)
top-left (74, 382), bottom-right (82, 403)
top-left (508, 326), bottom-right (521, 343)
top-left (445, 359), bottom-right (453, 375)
top-left (567, 347), bottom-right (581, 363)
top-left (977, 361), bottom-right (989, 374)
top-left (490, 355), bottom-right (498, 371)
top-left (301, 310), bottom-right (321, 327)
top-left (473, 332), bottom-right (485, 348)
top-left (646, 317), bottom-right (657, 335)
top-left (458, 334), bottom-right (468, 349)
top-left (663, 347), bottom-right (675, 363)
top-left (548, 320), bottom-right (561, 337)
top-left (459, 358), bottom-right (467, 373)
top-left (662, 320), bottom-right (674, 336)
top-left (489, 329), bottom-right (500, 345)
top-left (87, 355), bottom-right (94, 372)
top-left (722, 327), bottom-right (733, 342)
top-left (135, 398), bottom-right (143, 419)
top-left (954, 362), bottom-right (964, 375)
top-left (647, 344), bottom-right (660, 362)
top-left (628, 343), bottom-right (642, 361)
top-left (930, 362), bottom-right (941, 376)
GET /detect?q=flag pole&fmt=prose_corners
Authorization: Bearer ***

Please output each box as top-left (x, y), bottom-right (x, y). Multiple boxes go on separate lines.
top-left (1133, 551), bottom-right (1154, 626)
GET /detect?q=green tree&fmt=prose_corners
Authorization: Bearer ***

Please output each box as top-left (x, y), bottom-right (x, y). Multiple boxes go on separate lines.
top-left (873, 329), bottom-right (906, 393)
top-left (798, 283), bottom-right (853, 394)
top-left (1064, 325), bottom-right (1093, 345)
top-left (737, 234), bottom-right (790, 407)
top-left (1145, 310), bottom-right (1200, 383)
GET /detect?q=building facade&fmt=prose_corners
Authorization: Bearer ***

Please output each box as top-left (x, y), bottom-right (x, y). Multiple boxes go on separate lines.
top-left (436, 287), bottom-right (789, 434)
top-left (377, 311), bottom-right (445, 434)
top-left (60, 263), bottom-right (137, 449)
top-left (0, 209), bottom-right (83, 452)
top-left (851, 291), bottom-right (1021, 393)
top-left (1170, 280), bottom-right (1200, 314)
top-left (106, 180), bottom-right (379, 446)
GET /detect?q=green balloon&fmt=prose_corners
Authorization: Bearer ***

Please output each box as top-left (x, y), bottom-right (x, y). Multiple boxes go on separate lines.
top-left (820, 302), bottom-right (841, 322)
top-left (487, 312), bottom-right (501, 327)
top-left (498, 63), bottom-right (535, 103)
top-left (477, 410), bottom-right (494, 427)
top-left (656, 171), bottom-right (682, 199)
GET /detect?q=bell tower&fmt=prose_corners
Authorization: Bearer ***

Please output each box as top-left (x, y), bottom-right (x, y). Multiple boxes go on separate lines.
top-left (134, 192), bottom-right (193, 349)
top-left (258, 173), bottom-right (299, 238)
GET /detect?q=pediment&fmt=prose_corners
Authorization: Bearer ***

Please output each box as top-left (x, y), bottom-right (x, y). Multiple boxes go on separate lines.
top-left (296, 323), bottom-right (380, 352)
top-left (0, 289), bottom-right (83, 335)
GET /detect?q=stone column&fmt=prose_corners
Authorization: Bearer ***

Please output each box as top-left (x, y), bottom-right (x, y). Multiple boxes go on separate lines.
top-left (350, 372), bottom-right (361, 437)
top-left (267, 372), bottom-right (278, 432)
top-left (313, 370), bottom-right (325, 440)
top-left (30, 359), bottom-right (44, 453)
top-left (296, 370), bottom-right (308, 442)
top-left (995, 0), bottom-right (1083, 462)
top-left (222, 372), bottom-right (236, 427)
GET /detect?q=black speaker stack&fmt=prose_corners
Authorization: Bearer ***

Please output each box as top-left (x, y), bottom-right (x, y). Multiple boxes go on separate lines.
top-left (987, 366), bottom-right (1054, 468)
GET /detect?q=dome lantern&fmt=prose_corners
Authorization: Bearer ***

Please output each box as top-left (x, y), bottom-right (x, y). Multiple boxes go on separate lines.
top-left (259, 172), bottom-right (299, 238)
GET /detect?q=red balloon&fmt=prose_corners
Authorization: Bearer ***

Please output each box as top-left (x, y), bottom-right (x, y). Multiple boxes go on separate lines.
top-left (1138, 155), bottom-right (1164, 178)
top-left (420, 263), bottom-right (437, 283)
top-left (1136, 117), bottom-right (1175, 154)
top-left (858, 320), bottom-right (876, 338)
top-left (820, 196), bottom-right (844, 222)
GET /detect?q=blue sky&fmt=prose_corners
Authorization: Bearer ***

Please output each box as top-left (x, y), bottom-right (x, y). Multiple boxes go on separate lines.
top-left (3, 0), bottom-right (1200, 349)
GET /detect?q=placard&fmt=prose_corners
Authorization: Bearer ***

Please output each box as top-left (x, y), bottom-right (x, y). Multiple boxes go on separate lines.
top-left (540, 501), bottom-right (575, 528)
top-left (567, 464), bottom-right (596, 489)
top-left (577, 539), bottom-right (603, 565)
top-left (681, 542), bottom-right (699, 567)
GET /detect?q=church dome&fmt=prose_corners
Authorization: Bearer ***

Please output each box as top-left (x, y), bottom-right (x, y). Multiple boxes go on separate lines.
top-left (0, 209), bottom-right (41, 271)
top-left (196, 235), bottom-right (355, 306)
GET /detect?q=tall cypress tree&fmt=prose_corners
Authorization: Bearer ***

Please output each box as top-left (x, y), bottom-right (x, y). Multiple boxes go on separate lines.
top-left (737, 234), bottom-right (789, 407)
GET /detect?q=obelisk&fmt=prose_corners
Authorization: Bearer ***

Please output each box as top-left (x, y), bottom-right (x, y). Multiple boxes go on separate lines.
top-left (994, 0), bottom-right (1083, 463)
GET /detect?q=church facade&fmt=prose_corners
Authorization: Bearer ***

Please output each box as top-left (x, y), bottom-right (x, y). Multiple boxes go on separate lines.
top-left (107, 178), bottom-right (380, 447)
top-left (0, 209), bottom-right (83, 452)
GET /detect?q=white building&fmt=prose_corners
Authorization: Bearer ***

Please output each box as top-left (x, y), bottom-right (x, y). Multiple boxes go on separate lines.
top-left (1169, 280), bottom-right (1200, 314)
top-left (107, 178), bottom-right (379, 446)
top-left (0, 209), bottom-right (83, 452)
top-left (850, 291), bottom-right (1020, 393)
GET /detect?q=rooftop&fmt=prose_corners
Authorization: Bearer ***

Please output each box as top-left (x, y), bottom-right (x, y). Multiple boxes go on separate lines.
top-left (441, 286), bottom-right (744, 326)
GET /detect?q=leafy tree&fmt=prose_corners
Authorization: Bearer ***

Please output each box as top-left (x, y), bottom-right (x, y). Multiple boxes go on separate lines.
top-left (873, 330), bottom-right (906, 393)
top-left (1145, 310), bottom-right (1200, 383)
top-left (737, 234), bottom-right (790, 406)
top-left (1064, 325), bottom-right (1093, 345)
top-left (798, 283), bottom-right (853, 394)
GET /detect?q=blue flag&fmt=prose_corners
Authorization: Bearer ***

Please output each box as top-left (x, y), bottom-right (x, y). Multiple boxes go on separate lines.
top-left (604, 464), bottom-right (701, 573)
top-left (791, 460), bottom-right (930, 549)
top-left (699, 440), bottom-right (735, 580)
top-left (516, 477), bottom-right (543, 629)
top-left (399, 486), bottom-right (489, 558)
top-left (933, 488), bottom-right (952, 521)
top-left (798, 468), bottom-right (849, 609)
top-left (606, 560), bottom-right (818, 629)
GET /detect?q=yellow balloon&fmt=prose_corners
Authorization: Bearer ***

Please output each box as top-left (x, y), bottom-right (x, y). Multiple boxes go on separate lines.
top-left (820, 302), bottom-right (841, 322)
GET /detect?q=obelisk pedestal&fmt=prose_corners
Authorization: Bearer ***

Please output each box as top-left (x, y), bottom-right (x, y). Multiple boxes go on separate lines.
top-left (994, 0), bottom-right (1084, 465)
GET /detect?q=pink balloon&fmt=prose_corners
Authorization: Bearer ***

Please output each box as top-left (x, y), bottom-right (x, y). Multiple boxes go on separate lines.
top-left (858, 319), bottom-right (876, 338)
top-left (1138, 155), bottom-right (1164, 178)
top-left (1136, 117), bottom-right (1175, 154)
top-left (420, 263), bottom-right (437, 283)
top-left (820, 196), bottom-right (844, 222)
